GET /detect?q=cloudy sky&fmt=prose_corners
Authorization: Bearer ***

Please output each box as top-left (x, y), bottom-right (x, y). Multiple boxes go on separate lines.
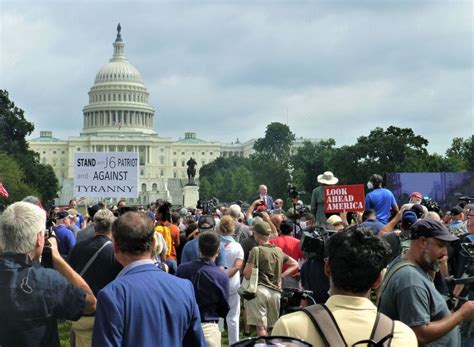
top-left (1, 0), bottom-right (472, 155)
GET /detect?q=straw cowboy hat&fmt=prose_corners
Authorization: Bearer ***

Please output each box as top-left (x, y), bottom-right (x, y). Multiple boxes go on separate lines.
top-left (317, 171), bottom-right (338, 185)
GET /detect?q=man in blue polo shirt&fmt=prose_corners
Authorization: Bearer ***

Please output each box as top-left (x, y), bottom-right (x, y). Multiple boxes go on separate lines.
top-left (177, 232), bottom-right (230, 347)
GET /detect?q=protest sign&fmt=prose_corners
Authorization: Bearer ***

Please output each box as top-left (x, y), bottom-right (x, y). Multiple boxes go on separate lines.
top-left (74, 152), bottom-right (139, 198)
top-left (324, 184), bottom-right (365, 213)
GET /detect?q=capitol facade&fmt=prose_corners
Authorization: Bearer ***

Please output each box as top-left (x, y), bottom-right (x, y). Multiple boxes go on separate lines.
top-left (29, 25), bottom-right (319, 206)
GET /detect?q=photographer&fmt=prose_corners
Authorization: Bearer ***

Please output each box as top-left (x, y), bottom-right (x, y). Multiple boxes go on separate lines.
top-left (300, 218), bottom-right (332, 304)
top-left (0, 201), bottom-right (96, 347)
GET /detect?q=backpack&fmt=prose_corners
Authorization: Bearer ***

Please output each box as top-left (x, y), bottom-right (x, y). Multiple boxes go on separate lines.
top-left (155, 225), bottom-right (172, 258)
top-left (300, 304), bottom-right (394, 347)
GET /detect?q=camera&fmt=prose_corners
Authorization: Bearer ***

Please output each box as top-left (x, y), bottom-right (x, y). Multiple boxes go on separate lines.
top-left (280, 288), bottom-right (315, 316)
top-left (300, 227), bottom-right (335, 261)
top-left (421, 196), bottom-right (440, 214)
top-left (197, 198), bottom-right (219, 215)
top-left (40, 208), bottom-right (57, 268)
top-left (446, 243), bottom-right (474, 311)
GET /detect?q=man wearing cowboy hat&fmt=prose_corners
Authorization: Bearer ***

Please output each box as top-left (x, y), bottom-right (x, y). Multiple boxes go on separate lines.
top-left (311, 171), bottom-right (339, 225)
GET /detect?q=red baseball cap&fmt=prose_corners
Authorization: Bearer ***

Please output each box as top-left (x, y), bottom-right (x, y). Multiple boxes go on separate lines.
top-left (411, 192), bottom-right (423, 200)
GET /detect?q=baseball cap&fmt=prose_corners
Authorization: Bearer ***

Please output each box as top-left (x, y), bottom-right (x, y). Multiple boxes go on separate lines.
top-left (327, 215), bottom-right (343, 226)
top-left (401, 210), bottom-right (418, 227)
top-left (56, 210), bottom-right (69, 220)
top-left (198, 215), bottom-right (215, 230)
top-left (410, 204), bottom-right (425, 219)
top-left (67, 208), bottom-right (78, 217)
top-left (410, 192), bottom-right (423, 200)
top-left (410, 219), bottom-right (458, 242)
top-left (450, 206), bottom-right (463, 216)
top-left (253, 221), bottom-right (272, 236)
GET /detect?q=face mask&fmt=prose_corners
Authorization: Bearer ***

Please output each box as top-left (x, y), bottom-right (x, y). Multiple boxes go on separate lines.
top-left (300, 221), bottom-right (309, 230)
top-left (367, 181), bottom-right (374, 190)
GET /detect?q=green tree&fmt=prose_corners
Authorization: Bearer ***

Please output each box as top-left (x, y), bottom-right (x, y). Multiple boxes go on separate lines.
top-left (199, 157), bottom-right (255, 202)
top-left (445, 136), bottom-right (474, 171)
top-left (253, 122), bottom-right (296, 163)
top-left (199, 177), bottom-right (212, 200)
top-left (329, 126), bottom-right (433, 184)
top-left (290, 139), bottom-right (336, 199)
top-left (0, 89), bottom-right (59, 203)
top-left (252, 122), bottom-right (295, 200)
top-left (0, 90), bottom-right (34, 156)
top-left (0, 151), bottom-right (38, 204)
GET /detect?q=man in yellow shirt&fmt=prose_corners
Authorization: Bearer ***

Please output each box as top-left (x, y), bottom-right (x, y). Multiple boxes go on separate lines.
top-left (272, 226), bottom-right (417, 346)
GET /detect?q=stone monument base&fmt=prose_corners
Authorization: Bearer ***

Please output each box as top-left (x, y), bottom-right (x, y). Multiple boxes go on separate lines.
top-left (182, 185), bottom-right (199, 208)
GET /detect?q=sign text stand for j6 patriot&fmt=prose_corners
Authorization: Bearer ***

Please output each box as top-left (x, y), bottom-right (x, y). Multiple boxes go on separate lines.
top-left (74, 152), bottom-right (139, 198)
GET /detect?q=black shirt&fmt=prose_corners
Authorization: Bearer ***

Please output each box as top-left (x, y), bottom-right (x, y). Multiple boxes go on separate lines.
top-left (301, 258), bottom-right (330, 304)
top-left (0, 254), bottom-right (85, 346)
top-left (68, 234), bottom-right (122, 311)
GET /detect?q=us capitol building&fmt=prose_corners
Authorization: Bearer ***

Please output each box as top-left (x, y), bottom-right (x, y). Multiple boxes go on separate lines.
top-left (29, 25), bottom-right (318, 206)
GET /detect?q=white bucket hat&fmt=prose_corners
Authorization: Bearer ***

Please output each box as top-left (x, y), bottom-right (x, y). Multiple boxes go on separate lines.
top-left (317, 171), bottom-right (339, 185)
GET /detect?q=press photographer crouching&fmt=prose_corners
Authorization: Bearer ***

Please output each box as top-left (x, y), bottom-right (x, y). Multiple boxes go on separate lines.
top-left (0, 201), bottom-right (96, 347)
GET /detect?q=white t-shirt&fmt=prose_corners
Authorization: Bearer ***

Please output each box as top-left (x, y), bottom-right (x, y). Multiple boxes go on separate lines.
top-left (220, 236), bottom-right (244, 293)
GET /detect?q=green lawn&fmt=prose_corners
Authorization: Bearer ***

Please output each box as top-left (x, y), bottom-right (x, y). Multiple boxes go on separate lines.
top-left (59, 321), bottom-right (249, 346)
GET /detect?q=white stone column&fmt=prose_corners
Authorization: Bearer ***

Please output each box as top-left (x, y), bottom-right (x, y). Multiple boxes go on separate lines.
top-left (183, 185), bottom-right (199, 208)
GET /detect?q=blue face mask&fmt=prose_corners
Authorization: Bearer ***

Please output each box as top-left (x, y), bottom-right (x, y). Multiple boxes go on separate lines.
top-left (367, 181), bottom-right (374, 190)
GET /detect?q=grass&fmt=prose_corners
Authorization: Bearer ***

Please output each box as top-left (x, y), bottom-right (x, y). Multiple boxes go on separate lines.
top-left (59, 321), bottom-right (72, 347)
top-left (59, 320), bottom-right (251, 346)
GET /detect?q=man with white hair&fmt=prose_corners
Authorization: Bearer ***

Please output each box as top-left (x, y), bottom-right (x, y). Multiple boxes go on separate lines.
top-left (229, 204), bottom-right (251, 242)
top-left (252, 184), bottom-right (275, 211)
top-left (0, 201), bottom-right (96, 347)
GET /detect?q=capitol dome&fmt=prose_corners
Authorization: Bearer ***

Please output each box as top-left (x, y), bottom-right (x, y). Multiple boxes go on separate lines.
top-left (82, 24), bottom-right (156, 136)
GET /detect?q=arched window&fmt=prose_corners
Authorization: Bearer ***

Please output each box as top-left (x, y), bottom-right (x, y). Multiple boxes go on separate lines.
top-left (152, 183), bottom-right (157, 191)
top-left (141, 183), bottom-right (147, 192)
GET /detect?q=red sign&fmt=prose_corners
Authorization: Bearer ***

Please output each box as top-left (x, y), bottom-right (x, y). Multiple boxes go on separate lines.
top-left (324, 184), bottom-right (365, 213)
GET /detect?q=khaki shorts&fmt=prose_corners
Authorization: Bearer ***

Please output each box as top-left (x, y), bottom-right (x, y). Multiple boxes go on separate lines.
top-left (201, 322), bottom-right (221, 347)
top-left (71, 316), bottom-right (95, 347)
top-left (245, 285), bottom-right (281, 328)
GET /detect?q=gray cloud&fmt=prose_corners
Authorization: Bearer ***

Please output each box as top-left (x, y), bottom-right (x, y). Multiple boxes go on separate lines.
top-left (1, 0), bottom-right (472, 155)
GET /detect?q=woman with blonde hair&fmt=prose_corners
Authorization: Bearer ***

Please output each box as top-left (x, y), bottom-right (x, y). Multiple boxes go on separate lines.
top-left (152, 231), bottom-right (169, 272)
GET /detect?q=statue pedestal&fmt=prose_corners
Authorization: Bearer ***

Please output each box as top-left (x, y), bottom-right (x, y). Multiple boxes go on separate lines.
top-left (182, 185), bottom-right (199, 208)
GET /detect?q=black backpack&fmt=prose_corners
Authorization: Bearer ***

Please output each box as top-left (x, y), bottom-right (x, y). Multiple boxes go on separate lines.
top-left (300, 304), bottom-right (394, 347)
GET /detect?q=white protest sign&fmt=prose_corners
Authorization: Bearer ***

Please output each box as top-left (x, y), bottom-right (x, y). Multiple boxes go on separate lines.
top-left (74, 152), bottom-right (139, 198)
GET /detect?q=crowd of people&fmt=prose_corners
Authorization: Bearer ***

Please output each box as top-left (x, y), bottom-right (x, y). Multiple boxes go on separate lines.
top-left (1, 174), bottom-right (474, 347)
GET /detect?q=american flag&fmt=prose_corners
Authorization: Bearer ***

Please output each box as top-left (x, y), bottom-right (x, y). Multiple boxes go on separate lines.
top-left (0, 182), bottom-right (9, 199)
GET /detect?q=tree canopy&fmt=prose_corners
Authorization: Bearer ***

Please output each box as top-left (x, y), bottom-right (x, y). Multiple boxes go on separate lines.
top-left (0, 90), bottom-right (59, 205)
top-left (199, 123), bottom-right (472, 205)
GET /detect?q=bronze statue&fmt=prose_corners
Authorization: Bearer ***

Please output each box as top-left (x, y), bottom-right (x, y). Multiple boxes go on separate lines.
top-left (186, 157), bottom-right (197, 185)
